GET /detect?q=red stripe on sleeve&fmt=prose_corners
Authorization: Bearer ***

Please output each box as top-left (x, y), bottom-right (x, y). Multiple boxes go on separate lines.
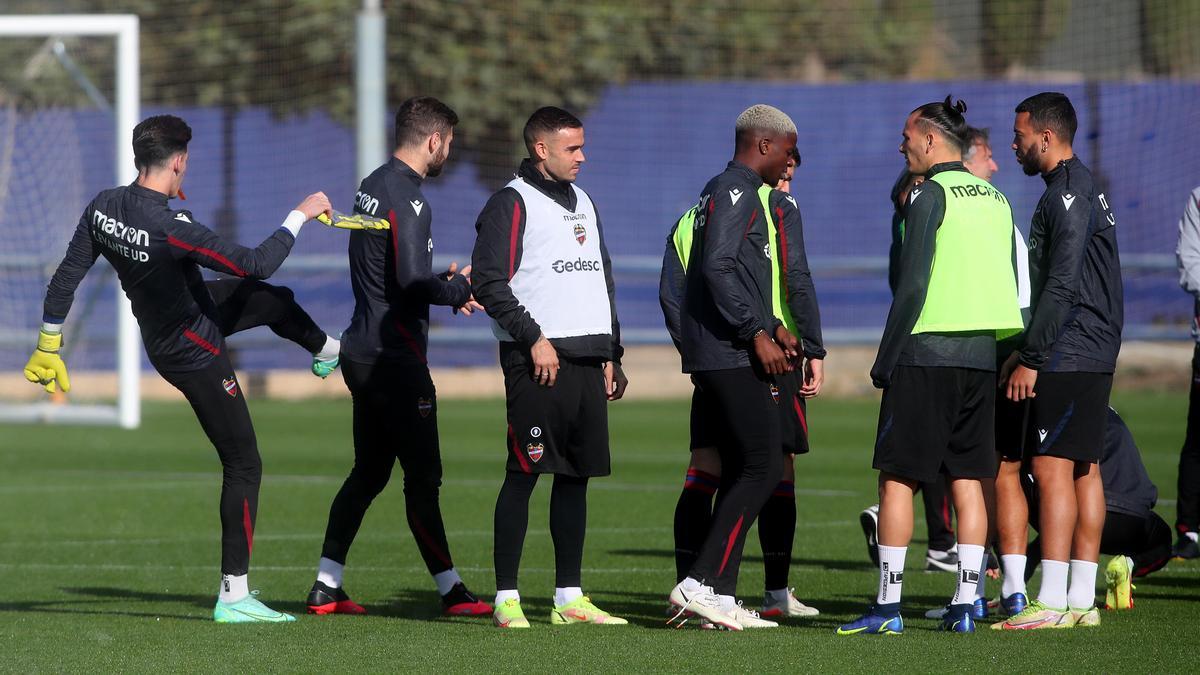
top-left (508, 201), bottom-right (522, 279)
top-left (166, 235), bottom-right (246, 277)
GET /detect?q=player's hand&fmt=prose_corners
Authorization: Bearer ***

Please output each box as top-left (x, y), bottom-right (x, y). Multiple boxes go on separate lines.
top-left (531, 335), bottom-right (559, 387)
top-left (1006, 364), bottom-right (1038, 402)
top-left (774, 325), bottom-right (800, 360)
top-left (998, 351), bottom-right (1019, 385)
top-left (753, 330), bottom-right (790, 375)
top-left (296, 192), bottom-right (333, 221)
top-left (455, 298), bottom-right (484, 316)
top-left (604, 362), bottom-right (628, 401)
top-left (316, 209), bottom-right (389, 230)
top-left (23, 329), bottom-right (71, 393)
top-left (799, 357), bottom-right (824, 398)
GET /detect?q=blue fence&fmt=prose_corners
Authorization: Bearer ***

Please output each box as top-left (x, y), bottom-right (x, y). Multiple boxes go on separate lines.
top-left (4, 80), bottom-right (1196, 370)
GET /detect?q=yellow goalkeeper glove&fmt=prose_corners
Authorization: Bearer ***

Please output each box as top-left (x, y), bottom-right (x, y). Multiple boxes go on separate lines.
top-left (317, 210), bottom-right (390, 230)
top-left (24, 329), bottom-right (71, 393)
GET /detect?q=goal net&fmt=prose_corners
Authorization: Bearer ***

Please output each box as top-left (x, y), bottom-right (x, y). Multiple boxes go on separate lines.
top-left (0, 15), bottom-right (139, 427)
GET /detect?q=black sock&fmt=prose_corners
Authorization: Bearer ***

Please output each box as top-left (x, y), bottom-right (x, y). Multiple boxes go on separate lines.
top-left (758, 480), bottom-right (796, 591)
top-left (494, 471), bottom-right (538, 590)
top-left (674, 469), bottom-right (717, 582)
top-left (550, 475), bottom-right (588, 588)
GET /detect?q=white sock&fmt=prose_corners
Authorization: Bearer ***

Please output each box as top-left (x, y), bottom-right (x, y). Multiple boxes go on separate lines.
top-left (952, 544), bottom-right (985, 605)
top-left (219, 574), bottom-right (249, 603)
top-left (1037, 559), bottom-right (1069, 608)
top-left (876, 544), bottom-right (907, 605)
top-left (316, 557), bottom-right (344, 588)
top-left (1187, 532), bottom-right (1199, 543)
top-left (316, 335), bottom-right (340, 361)
top-left (1000, 554), bottom-right (1027, 597)
top-left (1067, 559), bottom-right (1099, 609)
top-left (434, 568), bottom-right (462, 596)
top-left (975, 553), bottom-right (989, 601)
top-left (718, 594), bottom-right (737, 612)
top-left (495, 589), bottom-right (520, 604)
top-left (681, 576), bottom-right (704, 592)
top-left (766, 587), bottom-right (791, 603)
top-left (554, 586), bottom-right (583, 607)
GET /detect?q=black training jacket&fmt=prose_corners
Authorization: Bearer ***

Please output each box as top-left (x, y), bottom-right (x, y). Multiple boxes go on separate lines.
top-left (43, 183), bottom-right (295, 372)
top-left (470, 159), bottom-right (622, 363)
top-left (1019, 157), bottom-right (1123, 373)
top-left (680, 161), bottom-right (780, 373)
top-left (340, 158), bottom-right (471, 366)
top-left (660, 189), bottom-right (825, 361)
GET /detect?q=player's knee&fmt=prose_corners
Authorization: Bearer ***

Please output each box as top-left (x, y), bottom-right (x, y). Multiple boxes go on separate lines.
top-left (223, 451), bottom-right (262, 485)
top-left (402, 474), bottom-right (442, 499)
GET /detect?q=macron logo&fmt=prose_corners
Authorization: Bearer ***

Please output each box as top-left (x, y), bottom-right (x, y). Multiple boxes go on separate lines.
top-left (1038, 428), bottom-right (1049, 443)
top-left (729, 188), bottom-right (743, 206)
top-left (909, 188), bottom-right (922, 203)
top-left (174, 213), bottom-right (191, 223)
top-left (410, 200), bottom-right (424, 216)
top-left (1061, 194), bottom-right (1075, 211)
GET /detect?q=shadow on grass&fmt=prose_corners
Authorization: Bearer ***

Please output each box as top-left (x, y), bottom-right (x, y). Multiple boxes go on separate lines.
top-left (0, 586), bottom-right (210, 621)
top-left (610, 548), bottom-right (878, 573)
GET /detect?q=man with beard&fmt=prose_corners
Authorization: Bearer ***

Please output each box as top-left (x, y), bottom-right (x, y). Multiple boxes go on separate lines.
top-left (995, 92), bottom-right (1123, 630)
top-left (306, 96), bottom-right (491, 618)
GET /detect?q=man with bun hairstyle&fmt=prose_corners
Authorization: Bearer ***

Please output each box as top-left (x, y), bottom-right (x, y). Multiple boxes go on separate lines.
top-left (839, 97), bottom-right (1023, 635)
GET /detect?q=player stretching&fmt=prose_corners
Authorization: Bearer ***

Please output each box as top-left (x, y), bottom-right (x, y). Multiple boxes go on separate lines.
top-left (662, 146), bottom-right (825, 623)
top-left (667, 105), bottom-right (796, 631)
top-left (471, 107), bottom-right (628, 628)
top-left (995, 92), bottom-right (1123, 630)
top-left (306, 97), bottom-right (490, 617)
top-left (838, 97), bottom-right (1022, 635)
top-left (24, 115), bottom-right (337, 622)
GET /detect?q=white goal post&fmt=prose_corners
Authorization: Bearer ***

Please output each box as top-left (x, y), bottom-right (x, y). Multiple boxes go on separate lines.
top-left (0, 14), bottom-right (140, 428)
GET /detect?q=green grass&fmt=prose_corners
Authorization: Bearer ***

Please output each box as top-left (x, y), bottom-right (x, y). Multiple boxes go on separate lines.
top-left (1, 392), bottom-right (1196, 672)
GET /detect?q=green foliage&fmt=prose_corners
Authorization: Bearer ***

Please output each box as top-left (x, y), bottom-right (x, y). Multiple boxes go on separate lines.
top-left (980, 0), bottom-right (1070, 74)
top-left (1141, 0), bottom-right (1200, 75)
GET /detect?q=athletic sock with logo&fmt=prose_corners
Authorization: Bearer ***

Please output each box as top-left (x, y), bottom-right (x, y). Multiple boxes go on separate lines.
top-left (975, 553), bottom-right (989, 601)
top-left (951, 544), bottom-right (985, 605)
top-left (219, 574), bottom-right (249, 603)
top-left (876, 545), bottom-right (907, 605)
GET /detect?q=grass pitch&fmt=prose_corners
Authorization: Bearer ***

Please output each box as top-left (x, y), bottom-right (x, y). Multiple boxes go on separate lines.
top-left (1, 391), bottom-right (1195, 672)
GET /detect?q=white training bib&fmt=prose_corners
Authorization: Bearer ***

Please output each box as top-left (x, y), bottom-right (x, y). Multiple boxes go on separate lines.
top-left (492, 178), bottom-right (613, 341)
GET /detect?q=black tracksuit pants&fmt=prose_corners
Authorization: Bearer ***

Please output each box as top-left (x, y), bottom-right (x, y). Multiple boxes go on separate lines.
top-left (1176, 343), bottom-right (1200, 535)
top-left (319, 359), bottom-right (455, 577)
top-left (160, 279), bottom-right (326, 576)
top-left (687, 367), bottom-right (782, 594)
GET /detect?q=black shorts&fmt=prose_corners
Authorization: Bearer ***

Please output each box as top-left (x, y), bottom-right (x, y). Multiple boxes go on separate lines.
top-left (501, 343), bottom-right (609, 477)
top-left (1026, 371), bottom-right (1112, 463)
top-left (996, 395), bottom-right (1027, 462)
top-left (873, 365), bottom-right (997, 483)
top-left (689, 373), bottom-right (807, 455)
top-left (775, 371), bottom-right (810, 455)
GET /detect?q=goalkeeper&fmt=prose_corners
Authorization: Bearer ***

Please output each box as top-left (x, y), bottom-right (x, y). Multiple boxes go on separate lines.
top-left (25, 114), bottom-right (339, 623)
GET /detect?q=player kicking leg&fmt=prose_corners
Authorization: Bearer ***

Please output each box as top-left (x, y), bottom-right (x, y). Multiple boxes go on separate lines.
top-left (23, 114), bottom-right (338, 622)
